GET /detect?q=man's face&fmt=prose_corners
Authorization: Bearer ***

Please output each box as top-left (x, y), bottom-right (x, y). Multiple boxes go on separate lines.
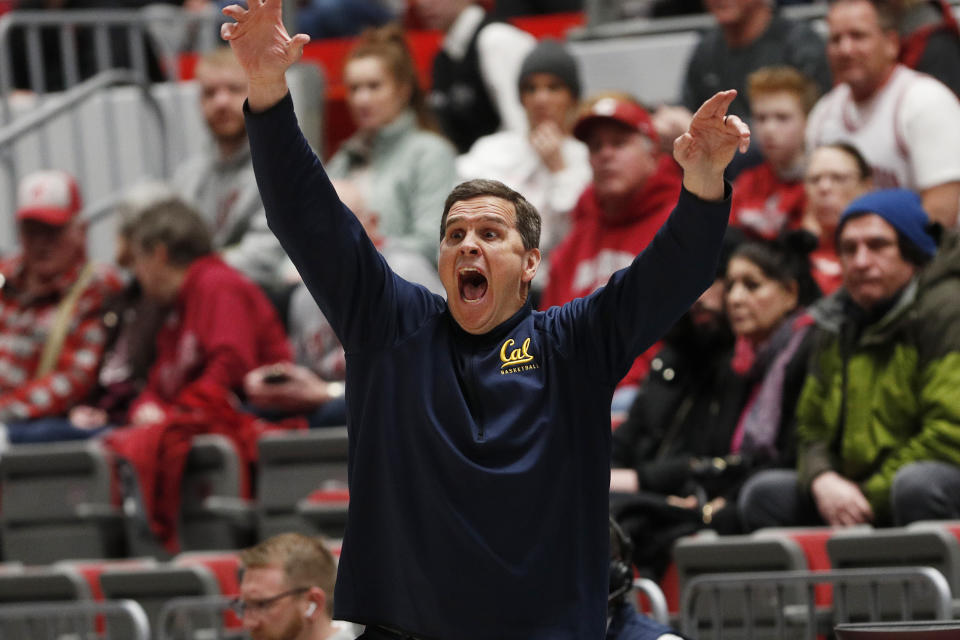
top-left (520, 73), bottom-right (575, 131)
top-left (705, 0), bottom-right (764, 28)
top-left (751, 91), bottom-right (806, 170)
top-left (804, 146), bottom-right (870, 232)
top-left (197, 61), bottom-right (248, 146)
top-left (239, 566), bottom-right (308, 640)
top-left (438, 196), bottom-right (541, 335)
top-left (585, 121), bottom-right (658, 207)
top-left (838, 214), bottom-right (917, 310)
top-left (689, 279), bottom-right (726, 332)
top-left (19, 219), bottom-right (84, 281)
top-left (414, 0), bottom-right (470, 32)
top-left (826, 0), bottom-right (899, 100)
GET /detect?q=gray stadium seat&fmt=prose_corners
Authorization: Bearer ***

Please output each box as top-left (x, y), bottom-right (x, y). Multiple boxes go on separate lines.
top-left (256, 427), bottom-right (348, 540)
top-left (0, 567), bottom-right (95, 639)
top-left (180, 435), bottom-right (255, 551)
top-left (826, 527), bottom-right (960, 621)
top-left (0, 441), bottom-right (124, 563)
top-left (99, 563), bottom-right (221, 635)
top-left (296, 489), bottom-right (349, 540)
top-left (674, 532), bottom-right (810, 638)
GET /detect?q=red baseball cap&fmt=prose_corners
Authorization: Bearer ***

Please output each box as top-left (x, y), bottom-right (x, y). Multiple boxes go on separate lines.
top-left (573, 96), bottom-right (659, 146)
top-left (16, 170), bottom-right (83, 226)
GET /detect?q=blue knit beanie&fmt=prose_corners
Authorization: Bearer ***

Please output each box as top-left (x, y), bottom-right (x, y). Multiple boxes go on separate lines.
top-left (837, 188), bottom-right (938, 259)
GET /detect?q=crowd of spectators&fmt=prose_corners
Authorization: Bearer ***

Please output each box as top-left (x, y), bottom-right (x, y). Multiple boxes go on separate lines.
top-left (3, 0), bottom-right (960, 636)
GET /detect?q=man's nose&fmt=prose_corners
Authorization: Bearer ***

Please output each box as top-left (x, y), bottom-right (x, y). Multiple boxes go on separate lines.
top-left (459, 232), bottom-right (480, 254)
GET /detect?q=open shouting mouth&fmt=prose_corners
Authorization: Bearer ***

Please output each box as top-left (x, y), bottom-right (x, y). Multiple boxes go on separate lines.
top-left (458, 267), bottom-right (488, 303)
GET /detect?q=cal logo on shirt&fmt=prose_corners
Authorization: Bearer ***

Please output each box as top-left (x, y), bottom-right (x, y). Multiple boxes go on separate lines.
top-left (499, 337), bottom-right (539, 375)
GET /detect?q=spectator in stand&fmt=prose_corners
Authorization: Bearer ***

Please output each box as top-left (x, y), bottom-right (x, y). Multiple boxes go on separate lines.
top-left (123, 198), bottom-right (291, 425)
top-left (806, 0), bottom-right (960, 226)
top-left (6, 184), bottom-right (174, 444)
top-left (682, 0), bottom-right (830, 121)
top-left (611, 231), bottom-right (818, 578)
top-left (238, 533), bottom-right (356, 640)
top-left (327, 23), bottom-right (457, 261)
top-left (802, 143), bottom-right (873, 295)
top-left (740, 189), bottom-right (960, 530)
top-left (10, 0), bottom-right (175, 91)
top-left (730, 66), bottom-right (818, 240)
top-left (415, 0), bottom-right (536, 152)
top-left (654, 0), bottom-right (828, 177)
top-left (895, 0), bottom-right (960, 97)
top-left (541, 92), bottom-right (681, 410)
top-left (0, 170), bottom-right (124, 440)
top-left (294, 0), bottom-right (395, 39)
top-left (173, 46), bottom-right (288, 296)
top-left (245, 179), bottom-right (443, 428)
top-left (456, 38), bottom-right (591, 277)
top-left (106, 199), bottom-right (300, 553)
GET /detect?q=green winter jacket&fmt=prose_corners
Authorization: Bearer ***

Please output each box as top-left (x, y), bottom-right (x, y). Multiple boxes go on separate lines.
top-left (796, 231), bottom-right (960, 523)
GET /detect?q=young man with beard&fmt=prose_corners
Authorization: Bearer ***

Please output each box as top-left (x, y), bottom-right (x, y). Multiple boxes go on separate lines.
top-left (238, 533), bottom-right (355, 640)
top-left (173, 47), bottom-right (287, 295)
top-left (220, 0), bottom-right (749, 636)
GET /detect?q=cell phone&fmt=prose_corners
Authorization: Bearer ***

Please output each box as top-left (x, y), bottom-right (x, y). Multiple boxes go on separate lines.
top-left (263, 371), bottom-right (291, 384)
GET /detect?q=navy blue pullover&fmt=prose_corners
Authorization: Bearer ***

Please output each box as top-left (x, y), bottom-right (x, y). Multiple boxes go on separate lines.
top-left (245, 94), bottom-right (730, 640)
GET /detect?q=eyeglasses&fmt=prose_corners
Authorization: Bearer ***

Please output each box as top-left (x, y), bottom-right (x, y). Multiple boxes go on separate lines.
top-left (230, 587), bottom-right (310, 617)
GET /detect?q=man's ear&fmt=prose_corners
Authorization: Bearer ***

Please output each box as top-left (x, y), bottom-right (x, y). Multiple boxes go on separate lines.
top-left (521, 248), bottom-right (541, 284)
top-left (305, 587), bottom-right (325, 620)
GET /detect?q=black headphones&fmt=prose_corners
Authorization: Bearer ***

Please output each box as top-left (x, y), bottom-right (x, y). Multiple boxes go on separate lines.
top-left (609, 516), bottom-right (634, 603)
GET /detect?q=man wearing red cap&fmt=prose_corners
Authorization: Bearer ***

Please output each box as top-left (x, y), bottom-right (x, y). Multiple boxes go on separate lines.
top-left (541, 92), bottom-right (684, 409)
top-left (0, 170), bottom-right (123, 436)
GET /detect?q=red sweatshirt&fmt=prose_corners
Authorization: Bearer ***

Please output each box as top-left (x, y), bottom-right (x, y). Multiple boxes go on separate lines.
top-left (729, 163), bottom-right (805, 240)
top-left (542, 156), bottom-right (682, 386)
top-left (131, 254), bottom-right (291, 419)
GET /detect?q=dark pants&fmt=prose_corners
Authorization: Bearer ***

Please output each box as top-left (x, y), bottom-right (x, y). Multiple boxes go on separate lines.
top-left (738, 462), bottom-right (960, 531)
top-left (5, 417), bottom-right (112, 444)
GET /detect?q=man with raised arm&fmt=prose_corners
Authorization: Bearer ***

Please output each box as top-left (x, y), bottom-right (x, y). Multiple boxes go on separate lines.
top-left (222, 2), bottom-right (749, 638)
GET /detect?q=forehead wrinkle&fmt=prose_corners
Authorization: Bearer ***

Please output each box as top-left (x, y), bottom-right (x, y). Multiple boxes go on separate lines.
top-left (445, 212), bottom-right (511, 227)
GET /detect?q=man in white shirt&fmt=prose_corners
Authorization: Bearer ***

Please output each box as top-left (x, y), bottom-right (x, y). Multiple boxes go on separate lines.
top-left (415, 0), bottom-right (536, 152)
top-left (806, 0), bottom-right (960, 226)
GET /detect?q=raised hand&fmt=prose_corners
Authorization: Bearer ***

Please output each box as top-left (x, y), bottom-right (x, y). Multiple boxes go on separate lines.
top-left (673, 90), bottom-right (750, 200)
top-left (220, 0), bottom-right (310, 110)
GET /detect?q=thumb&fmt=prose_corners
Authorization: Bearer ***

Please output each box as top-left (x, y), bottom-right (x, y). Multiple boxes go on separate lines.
top-left (290, 33), bottom-right (311, 60)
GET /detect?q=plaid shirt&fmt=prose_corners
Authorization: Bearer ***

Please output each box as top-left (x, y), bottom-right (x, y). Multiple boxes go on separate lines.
top-left (0, 254), bottom-right (124, 423)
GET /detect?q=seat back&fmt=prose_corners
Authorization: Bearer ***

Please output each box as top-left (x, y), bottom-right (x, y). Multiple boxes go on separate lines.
top-left (0, 441), bottom-right (124, 562)
top-left (0, 567), bottom-right (92, 638)
top-left (826, 527), bottom-right (960, 622)
top-left (99, 564), bottom-right (221, 635)
top-left (180, 434), bottom-right (251, 550)
top-left (256, 428), bottom-right (348, 540)
top-left (675, 533), bottom-right (809, 639)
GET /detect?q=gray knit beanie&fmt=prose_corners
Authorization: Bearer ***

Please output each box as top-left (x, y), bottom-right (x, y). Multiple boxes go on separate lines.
top-left (517, 39), bottom-right (581, 99)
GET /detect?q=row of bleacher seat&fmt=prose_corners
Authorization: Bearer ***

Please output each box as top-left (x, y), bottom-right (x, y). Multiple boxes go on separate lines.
top-left (0, 428), bottom-right (350, 564)
top-left (670, 522), bottom-right (960, 637)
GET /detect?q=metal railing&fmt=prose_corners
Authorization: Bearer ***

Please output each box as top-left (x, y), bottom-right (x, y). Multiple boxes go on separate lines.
top-left (681, 567), bottom-right (953, 640)
top-left (635, 577), bottom-right (670, 625)
top-left (156, 595), bottom-right (243, 640)
top-left (0, 68), bottom-right (169, 227)
top-left (0, 599), bottom-right (150, 640)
